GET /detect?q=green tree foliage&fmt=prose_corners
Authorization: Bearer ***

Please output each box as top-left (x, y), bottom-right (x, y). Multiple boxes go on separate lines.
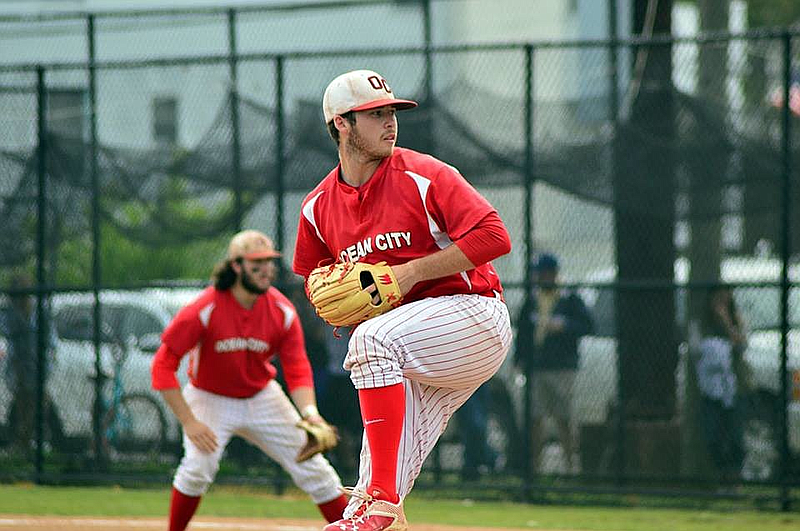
top-left (747, 0), bottom-right (800, 28)
top-left (98, 223), bottom-right (225, 286)
top-left (52, 174), bottom-right (239, 287)
top-left (680, 1), bottom-right (800, 29)
top-left (53, 224), bottom-right (226, 287)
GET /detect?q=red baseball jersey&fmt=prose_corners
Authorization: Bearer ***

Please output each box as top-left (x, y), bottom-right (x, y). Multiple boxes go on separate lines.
top-left (292, 147), bottom-right (504, 302)
top-left (150, 286), bottom-right (313, 398)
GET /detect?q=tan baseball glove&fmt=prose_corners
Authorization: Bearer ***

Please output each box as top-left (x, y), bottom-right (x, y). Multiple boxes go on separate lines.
top-left (306, 261), bottom-right (403, 327)
top-left (295, 418), bottom-right (339, 463)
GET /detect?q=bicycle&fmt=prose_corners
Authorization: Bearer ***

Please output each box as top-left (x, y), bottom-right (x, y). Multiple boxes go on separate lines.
top-left (94, 329), bottom-right (168, 463)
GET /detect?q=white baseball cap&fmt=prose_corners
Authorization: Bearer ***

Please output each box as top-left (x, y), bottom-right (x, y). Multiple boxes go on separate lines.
top-left (323, 69), bottom-right (418, 124)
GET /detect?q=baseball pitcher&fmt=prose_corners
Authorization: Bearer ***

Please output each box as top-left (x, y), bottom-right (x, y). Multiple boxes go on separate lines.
top-left (293, 70), bottom-right (513, 531)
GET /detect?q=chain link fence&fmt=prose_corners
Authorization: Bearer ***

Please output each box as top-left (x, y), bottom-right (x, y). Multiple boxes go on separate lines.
top-left (0, 0), bottom-right (798, 509)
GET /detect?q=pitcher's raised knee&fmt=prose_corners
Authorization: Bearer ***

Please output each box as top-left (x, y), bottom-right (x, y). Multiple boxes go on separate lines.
top-left (345, 319), bottom-right (405, 389)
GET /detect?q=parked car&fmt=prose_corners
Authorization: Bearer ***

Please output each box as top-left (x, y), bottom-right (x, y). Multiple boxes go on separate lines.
top-left (0, 287), bottom-right (204, 459)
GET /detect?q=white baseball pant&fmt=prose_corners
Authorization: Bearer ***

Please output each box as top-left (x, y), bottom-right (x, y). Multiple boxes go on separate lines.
top-left (173, 380), bottom-right (342, 503)
top-left (342, 293), bottom-right (512, 516)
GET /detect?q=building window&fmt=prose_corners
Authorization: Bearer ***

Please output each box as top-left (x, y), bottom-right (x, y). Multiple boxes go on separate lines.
top-left (153, 97), bottom-right (178, 145)
top-left (48, 89), bottom-right (87, 140)
top-left (47, 89), bottom-right (88, 177)
top-left (568, 0), bottom-right (579, 13)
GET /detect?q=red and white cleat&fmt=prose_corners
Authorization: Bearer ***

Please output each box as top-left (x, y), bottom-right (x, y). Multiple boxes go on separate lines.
top-left (322, 488), bottom-right (407, 531)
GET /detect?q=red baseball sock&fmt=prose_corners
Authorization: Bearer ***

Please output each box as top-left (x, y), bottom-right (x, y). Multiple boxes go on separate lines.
top-left (168, 487), bottom-right (201, 531)
top-left (318, 494), bottom-right (348, 522)
top-left (358, 383), bottom-right (405, 504)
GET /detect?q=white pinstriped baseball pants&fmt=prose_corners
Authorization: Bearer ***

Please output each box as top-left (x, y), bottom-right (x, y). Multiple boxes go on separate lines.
top-left (343, 294), bottom-right (512, 515)
top-left (173, 380), bottom-right (343, 503)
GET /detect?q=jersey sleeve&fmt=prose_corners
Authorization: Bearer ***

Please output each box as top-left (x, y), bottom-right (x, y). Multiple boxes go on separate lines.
top-left (427, 164), bottom-right (497, 241)
top-left (161, 304), bottom-right (205, 355)
top-left (150, 304), bottom-right (205, 390)
top-left (151, 343), bottom-right (182, 390)
top-left (275, 310), bottom-right (314, 392)
top-left (453, 210), bottom-right (511, 267)
top-left (292, 195), bottom-right (335, 278)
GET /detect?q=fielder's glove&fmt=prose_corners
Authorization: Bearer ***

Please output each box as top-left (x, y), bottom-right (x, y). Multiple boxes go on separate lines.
top-left (306, 261), bottom-right (403, 327)
top-left (295, 418), bottom-right (339, 463)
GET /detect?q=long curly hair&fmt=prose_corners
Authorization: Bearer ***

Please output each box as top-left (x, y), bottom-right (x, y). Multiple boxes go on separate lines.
top-left (211, 259), bottom-right (238, 291)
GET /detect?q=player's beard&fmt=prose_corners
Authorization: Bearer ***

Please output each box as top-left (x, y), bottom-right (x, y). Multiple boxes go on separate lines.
top-left (240, 267), bottom-right (268, 295)
top-left (346, 124), bottom-right (392, 161)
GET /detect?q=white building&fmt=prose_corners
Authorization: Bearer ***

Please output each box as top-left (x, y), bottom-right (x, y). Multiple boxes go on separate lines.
top-left (0, 1), bottom-right (748, 288)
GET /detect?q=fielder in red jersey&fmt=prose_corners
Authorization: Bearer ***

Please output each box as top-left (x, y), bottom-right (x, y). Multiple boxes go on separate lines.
top-left (151, 230), bottom-right (347, 531)
top-left (293, 70), bottom-right (513, 531)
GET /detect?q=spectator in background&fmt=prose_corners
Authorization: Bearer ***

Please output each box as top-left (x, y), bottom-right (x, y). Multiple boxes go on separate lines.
top-left (319, 329), bottom-right (362, 484)
top-left (280, 272), bottom-right (361, 483)
top-left (3, 273), bottom-right (60, 455)
top-left (455, 381), bottom-right (498, 480)
top-left (769, 68), bottom-right (800, 117)
top-left (279, 271), bottom-right (329, 393)
top-left (695, 285), bottom-right (746, 481)
top-left (515, 253), bottom-right (594, 473)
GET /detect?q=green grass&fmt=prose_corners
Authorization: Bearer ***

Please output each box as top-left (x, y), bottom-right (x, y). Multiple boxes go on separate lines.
top-left (0, 483), bottom-right (799, 531)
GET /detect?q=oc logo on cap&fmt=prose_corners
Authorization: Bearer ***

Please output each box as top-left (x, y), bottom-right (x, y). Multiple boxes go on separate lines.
top-left (323, 69), bottom-right (417, 123)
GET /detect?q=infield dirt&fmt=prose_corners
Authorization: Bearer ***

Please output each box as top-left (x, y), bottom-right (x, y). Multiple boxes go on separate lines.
top-left (0, 515), bottom-right (570, 531)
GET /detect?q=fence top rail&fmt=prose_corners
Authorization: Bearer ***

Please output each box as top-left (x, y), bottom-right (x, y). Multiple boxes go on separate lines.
top-left (0, 0), bottom-right (408, 23)
top-left (0, 0), bottom-right (798, 45)
top-left (1, 28), bottom-right (799, 74)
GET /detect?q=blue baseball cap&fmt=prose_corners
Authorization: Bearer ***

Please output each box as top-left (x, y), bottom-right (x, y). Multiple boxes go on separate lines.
top-left (532, 253), bottom-right (559, 272)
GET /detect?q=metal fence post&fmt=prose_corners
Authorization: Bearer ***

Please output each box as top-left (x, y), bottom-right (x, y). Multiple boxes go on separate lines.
top-left (275, 56), bottom-right (285, 253)
top-left (422, 0), bottom-right (432, 102)
top-left (421, 1), bottom-right (444, 483)
top-left (608, 0), bottom-right (619, 121)
top-left (35, 65), bottom-right (47, 482)
top-left (420, 0), bottom-right (446, 483)
top-left (778, 30), bottom-right (792, 512)
top-left (87, 13), bottom-right (106, 470)
top-left (522, 43), bottom-right (535, 499)
top-left (228, 8), bottom-right (243, 232)
top-left (608, 0), bottom-right (626, 489)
